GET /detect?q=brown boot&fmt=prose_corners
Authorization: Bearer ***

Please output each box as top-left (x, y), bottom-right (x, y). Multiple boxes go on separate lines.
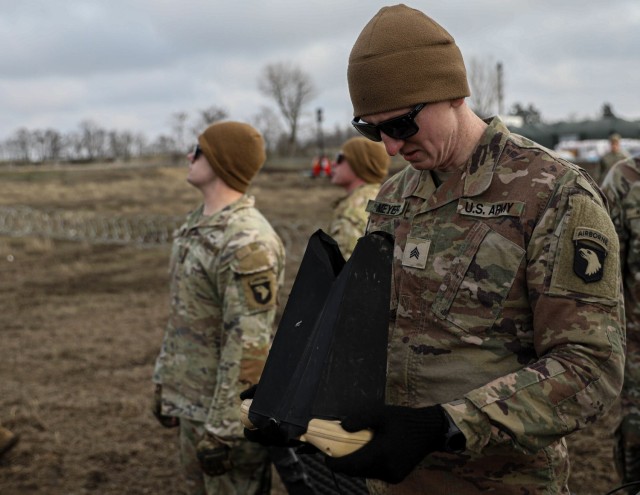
top-left (0, 426), bottom-right (19, 458)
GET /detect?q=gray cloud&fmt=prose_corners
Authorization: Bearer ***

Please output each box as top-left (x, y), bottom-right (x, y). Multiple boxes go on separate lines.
top-left (1, 0), bottom-right (639, 141)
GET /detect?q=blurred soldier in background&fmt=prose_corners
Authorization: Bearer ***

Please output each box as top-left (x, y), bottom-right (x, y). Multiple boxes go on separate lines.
top-left (0, 426), bottom-right (18, 458)
top-left (600, 133), bottom-right (631, 183)
top-left (328, 137), bottom-right (390, 259)
top-left (601, 155), bottom-right (640, 490)
top-left (321, 4), bottom-right (625, 494)
top-left (152, 121), bottom-right (285, 495)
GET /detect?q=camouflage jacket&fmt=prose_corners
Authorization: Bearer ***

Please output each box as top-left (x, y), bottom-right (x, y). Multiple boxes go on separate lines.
top-left (600, 149), bottom-right (632, 182)
top-left (153, 196), bottom-right (285, 442)
top-left (602, 156), bottom-right (640, 416)
top-left (364, 117), bottom-right (625, 495)
top-left (329, 183), bottom-right (381, 260)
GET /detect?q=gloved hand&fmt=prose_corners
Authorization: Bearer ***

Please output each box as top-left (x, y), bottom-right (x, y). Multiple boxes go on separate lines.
top-left (325, 404), bottom-right (448, 484)
top-left (240, 384), bottom-right (304, 448)
top-left (614, 412), bottom-right (640, 484)
top-left (196, 434), bottom-right (233, 477)
top-left (152, 384), bottom-right (179, 428)
top-left (239, 384), bottom-right (258, 401)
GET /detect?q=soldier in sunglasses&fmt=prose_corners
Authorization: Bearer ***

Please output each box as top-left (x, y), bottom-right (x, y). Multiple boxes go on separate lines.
top-left (328, 136), bottom-right (390, 260)
top-left (152, 121), bottom-right (285, 495)
top-left (323, 5), bottom-right (625, 495)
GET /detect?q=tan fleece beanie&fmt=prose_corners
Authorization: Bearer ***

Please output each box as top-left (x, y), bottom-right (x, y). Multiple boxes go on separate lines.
top-left (348, 4), bottom-right (470, 117)
top-left (198, 121), bottom-right (266, 193)
top-left (342, 137), bottom-right (390, 183)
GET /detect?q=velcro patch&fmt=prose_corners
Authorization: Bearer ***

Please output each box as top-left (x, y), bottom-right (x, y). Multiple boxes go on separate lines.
top-left (550, 194), bottom-right (619, 301)
top-left (458, 199), bottom-right (525, 218)
top-left (366, 199), bottom-right (406, 217)
top-left (234, 243), bottom-right (272, 274)
top-left (402, 237), bottom-right (430, 269)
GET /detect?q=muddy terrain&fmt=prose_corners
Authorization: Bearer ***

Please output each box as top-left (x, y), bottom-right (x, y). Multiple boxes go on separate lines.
top-left (0, 162), bottom-right (624, 494)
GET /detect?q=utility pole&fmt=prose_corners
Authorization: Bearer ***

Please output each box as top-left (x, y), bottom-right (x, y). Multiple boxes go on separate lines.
top-left (497, 62), bottom-right (504, 116)
top-left (316, 107), bottom-right (325, 159)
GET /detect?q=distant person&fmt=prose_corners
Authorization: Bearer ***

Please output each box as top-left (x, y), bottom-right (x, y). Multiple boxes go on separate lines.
top-left (600, 133), bottom-right (631, 182)
top-left (317, 5), bottom-right (622, 494)
top-left (152, 121), bottom-right (285, 495)
top-left (601, 154), bottom-right (640, 489)
top-left (0, 426), bottom-right (18, 458)
top-left (328, 137), bottom-right (390, 259)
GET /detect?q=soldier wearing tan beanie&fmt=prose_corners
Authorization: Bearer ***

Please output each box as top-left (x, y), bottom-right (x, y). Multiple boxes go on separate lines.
top-left (328, 137), bottom-right (390, 259)
top-left (348, 4), bottom-right (470, 118)
top-left (154, 120), bottom-right (285, 495)
top-left (320, 4), bottom-right (625, 495)
top-left (197, 121), bottom-right (266, 194)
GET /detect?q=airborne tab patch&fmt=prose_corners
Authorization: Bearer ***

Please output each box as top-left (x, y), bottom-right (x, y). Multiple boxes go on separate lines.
top-left (402, 237), bottom-right (430, 269)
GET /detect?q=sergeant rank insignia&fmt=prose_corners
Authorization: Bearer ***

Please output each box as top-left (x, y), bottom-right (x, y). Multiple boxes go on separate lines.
top-left (402, 237), bottom-right (430, 269)
top-left (573, 227), bottom-right (609, 283)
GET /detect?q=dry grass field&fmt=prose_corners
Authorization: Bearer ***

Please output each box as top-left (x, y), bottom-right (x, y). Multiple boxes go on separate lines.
top-left (0, 161), bottom-right (625, 495)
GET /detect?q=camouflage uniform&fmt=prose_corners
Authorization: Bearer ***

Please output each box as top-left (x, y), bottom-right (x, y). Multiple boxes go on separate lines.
top-left (153, 195), bottom-right (285, 495)
top-left (600, 149), bottom-right (632, 184)
top-left (329, 183), bottom-right (381, 260)
top-left (601, 156), bottom-right (640, 485)
top-left (364, 117), bottom-right (625, 494)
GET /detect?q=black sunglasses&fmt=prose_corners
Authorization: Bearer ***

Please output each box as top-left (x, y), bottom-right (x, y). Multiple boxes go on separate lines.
top-left (351, 103), bottom-right (426, 142)
top-left (191, 144), bottom-right (203, 161)
top-left (335, 152), bottom-right (346, 165)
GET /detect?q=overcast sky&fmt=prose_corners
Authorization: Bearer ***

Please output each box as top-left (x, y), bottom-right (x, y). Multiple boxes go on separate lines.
top-left (1, 0), bottom-right (639, 144)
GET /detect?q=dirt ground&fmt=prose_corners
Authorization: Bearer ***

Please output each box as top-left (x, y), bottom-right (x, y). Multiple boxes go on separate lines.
top-left (0, 162), bottom-right (626, 494)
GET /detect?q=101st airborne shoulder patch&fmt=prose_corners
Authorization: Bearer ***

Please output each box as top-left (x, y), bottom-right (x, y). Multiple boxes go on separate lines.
top-left (234, 243), bottom-right (278, 311)
top-left (573, 228), bottom-right (608, 283)
top-left (550, 194), bottom-right (619, 301)
top-left (244, 272), bottom-right (276, 309)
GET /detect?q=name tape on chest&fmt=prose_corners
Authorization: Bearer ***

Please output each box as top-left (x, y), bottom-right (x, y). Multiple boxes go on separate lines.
top-left (366, 199), bottom-right (407, 217)
top-left (458, 199), bottom-right (525, 218)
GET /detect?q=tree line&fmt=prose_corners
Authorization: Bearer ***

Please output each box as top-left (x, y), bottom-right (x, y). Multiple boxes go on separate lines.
top-left (0, 57), bottom-right (540, 165)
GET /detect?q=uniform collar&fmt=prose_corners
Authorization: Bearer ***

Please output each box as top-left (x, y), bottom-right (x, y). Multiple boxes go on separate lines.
top-left (400, 116), bottom-right (510, 203)
top-left (462, 116), bottom-right (510, 198)
top-left (188, 195), bottom-right (254, 230)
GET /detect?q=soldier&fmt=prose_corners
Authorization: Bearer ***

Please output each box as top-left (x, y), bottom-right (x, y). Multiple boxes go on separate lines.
top-left (152, 121), bottom-right (285, 495)
top-left (321, 5), bottom-right (625, 494)
top-left (0, 426), bottom-right (18, 458)
top-left (328, 137), bottom-right (390, 260)
top-left (601, 155), bottom-right (640, 489)
top-left (600, 133), bottom-right (631, 183)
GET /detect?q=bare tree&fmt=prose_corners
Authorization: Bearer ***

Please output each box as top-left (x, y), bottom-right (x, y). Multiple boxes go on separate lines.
top-left (78, 120), bottom-right (108, 160)
top-left (510, 103), bottom-right (542, 125)
top-left (108, 130), bottom-right (136, 161)
top-left (258, 61), bottom-right (317, 155)
top-left (152, 134), bottom-right (177, 156)
top-left (170, 111), bottom-right (189, 155)
top-left (467, 56), bottom-right (500, 119)
top-left (43, 129), bottom-right (64, 161)
top-left (252, 106), bottom-right (285, 154)
top-left (190, 105), bottom-right (228, 141)
top-left (9, 128), bottom-right (32, 162)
